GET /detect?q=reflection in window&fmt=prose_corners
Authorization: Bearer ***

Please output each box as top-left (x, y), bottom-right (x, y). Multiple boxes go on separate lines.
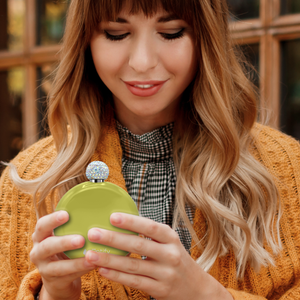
top-left (227, 0), bottom-right (260, 21)
top-left (36, 0), bottom-right (69, 46)
top-left (0, 0), bottom-right (25, 51)
top-left (37, 64), bottom-right (57, 138)
top-left (281, 0), bottom-right (300, 15)
top-left (0, 67), bottom-right (24, 170)
top-left (281, 39), bottom-right (300, 141)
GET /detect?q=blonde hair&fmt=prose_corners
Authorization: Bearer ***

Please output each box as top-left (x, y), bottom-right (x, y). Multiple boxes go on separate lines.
top-left (8, 0), bottom-right (281, 278)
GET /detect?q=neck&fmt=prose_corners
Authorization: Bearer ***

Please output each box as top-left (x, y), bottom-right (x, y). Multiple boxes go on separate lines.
top-left (113, 99), bottom-right (180, 135)
top-left (116, 115), bottom-right (174, 135)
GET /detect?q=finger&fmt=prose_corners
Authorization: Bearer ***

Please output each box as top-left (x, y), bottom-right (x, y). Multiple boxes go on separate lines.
top-left (31, 235), bottom-right (85, 262)
top-left (32, 211), bottom-right (69, 243)
top-left (86, 250), bottom-right (161, 279)
top-left (41, 257), bottom-right (96, 280)
top-left (110, 213), bottom-right (179, 244)
top-left (98, 267), bottom-right (161, 297)
top-left (88, 228), bottom-right (160, 258)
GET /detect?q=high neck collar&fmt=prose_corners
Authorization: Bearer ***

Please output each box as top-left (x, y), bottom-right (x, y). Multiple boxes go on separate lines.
top-left (116, 120), bottom-right (174, 163)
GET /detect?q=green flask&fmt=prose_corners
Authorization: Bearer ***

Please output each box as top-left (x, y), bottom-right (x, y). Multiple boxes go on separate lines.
top-left (54, 161), bottom-right (139, 259)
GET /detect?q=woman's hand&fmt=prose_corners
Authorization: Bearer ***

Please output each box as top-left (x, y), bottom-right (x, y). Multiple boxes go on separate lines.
top-left (85, 213), bottom-right (233, 300)
top-left (30, 211), bottom-right (96, 300)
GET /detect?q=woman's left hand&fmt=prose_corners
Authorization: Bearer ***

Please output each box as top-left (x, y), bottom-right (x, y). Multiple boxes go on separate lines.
top-left (85, 213), bottom-right (233, 300)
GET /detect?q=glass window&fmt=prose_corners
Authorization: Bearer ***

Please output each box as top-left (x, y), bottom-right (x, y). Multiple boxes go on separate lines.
top-left (0, 0), bottom-right (25, 51)
top-left (227, 0), bottom-right (260, 21)
top-left (36, 0), bottom-right (69, 46)
top-left (0, 67), bottom-right (24, 171)
top-left (280, 39), bottom-right (300, 141)
top-left (37, 63), bottom-right (57, 138)
top-left (239, 43), bottom-right (260, 88)
top-left (281, 0), bottom-right (300, 15)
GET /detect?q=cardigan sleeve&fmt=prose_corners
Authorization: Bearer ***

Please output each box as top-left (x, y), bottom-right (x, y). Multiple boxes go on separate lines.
top-left (0, 137), bottom-right (55, 300)
top-left (224, 127), bottom-right (300, 300)
top-left (227, 284), bottom-right (300, 299)
top-left (0, 137), bottom-right (60, 300)
top-left (224, 130), bottom-right (300, 300)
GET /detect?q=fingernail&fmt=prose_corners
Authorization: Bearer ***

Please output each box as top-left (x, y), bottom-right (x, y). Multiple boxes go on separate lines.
top-left (71, 236), bottom-right (82, 247)
top-left (57, 211), bottom-right (67, 222)
top-left (88, 251), bottom-right (98, 262)
top-left (111, 213), bottom-right (122, 224)
top-left (90, 229), bottom-right (101, 241)
top-left (100, 267), bottom-right (109, 274)
top-left (84, 260), bottom-right (95, 268)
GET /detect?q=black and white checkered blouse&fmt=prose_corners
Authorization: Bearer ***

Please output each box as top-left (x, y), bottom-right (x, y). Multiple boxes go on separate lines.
top-left (116, 120), bottom-right (194, 253)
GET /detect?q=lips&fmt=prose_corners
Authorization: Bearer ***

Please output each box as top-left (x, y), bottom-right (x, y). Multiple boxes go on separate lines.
top-left (123, 80), bottom-right (168, 97)
top-left (124, 80), bottom-right (168, 86)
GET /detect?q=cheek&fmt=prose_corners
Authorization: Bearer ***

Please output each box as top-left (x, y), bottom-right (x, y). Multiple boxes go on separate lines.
top-left (90, 40), bottom-right (125, 81)
top-left (161, 40), bottom-right (197, 81)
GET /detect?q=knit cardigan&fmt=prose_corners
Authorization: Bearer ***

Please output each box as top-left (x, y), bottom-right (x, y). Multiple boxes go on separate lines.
top-left (1, 117), bottom-right (300, 300)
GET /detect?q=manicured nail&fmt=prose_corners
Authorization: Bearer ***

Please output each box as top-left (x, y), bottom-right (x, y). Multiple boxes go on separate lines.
top-left (90, 229), bottom-right (101, 240)
top-left (88, 251), bottom-right (98, 262)
top-left (57, 211), bottom-right (67, 222)
top-left (84, 260), bottom-right (95, 268)
top-left (71, 236), bottom-right (82, 247)
top-left (100, 267), bottom-right (109, 274)
top-left (111, 213), bottom-right (122, 224)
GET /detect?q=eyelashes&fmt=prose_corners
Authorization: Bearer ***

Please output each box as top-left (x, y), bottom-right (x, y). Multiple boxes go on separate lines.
top-left (104, 28), bottom-right (185, 42)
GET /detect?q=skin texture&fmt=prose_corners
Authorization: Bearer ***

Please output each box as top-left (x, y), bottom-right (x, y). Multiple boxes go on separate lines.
top-left (90, 6), bottom-right (197, 135)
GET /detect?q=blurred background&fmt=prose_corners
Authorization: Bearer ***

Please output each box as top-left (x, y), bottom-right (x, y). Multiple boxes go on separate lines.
top-left (0, 0), bottom-right (299, 172)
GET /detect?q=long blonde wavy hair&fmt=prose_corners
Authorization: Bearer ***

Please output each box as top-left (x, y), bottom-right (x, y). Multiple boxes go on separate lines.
top-left (9, 0), bottom-right (281, 278)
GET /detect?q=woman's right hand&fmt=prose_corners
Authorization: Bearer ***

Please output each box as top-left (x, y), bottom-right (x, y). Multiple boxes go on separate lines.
top-left (30, 211), bottom-right (96, 300)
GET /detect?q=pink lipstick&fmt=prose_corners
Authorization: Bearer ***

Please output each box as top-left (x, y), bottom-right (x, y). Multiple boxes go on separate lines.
top-left (123, 80), bottom-right (168, 97)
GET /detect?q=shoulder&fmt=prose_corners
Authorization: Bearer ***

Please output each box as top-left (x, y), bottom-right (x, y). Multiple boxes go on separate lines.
top-left (250, 123), bottom-right (300, 204)
top-left (251, 123), bottom-right (300, 167)
top-left (6, 135), bottom-right (57, 180)
top-left (252, 122), bottom-right (300, 148)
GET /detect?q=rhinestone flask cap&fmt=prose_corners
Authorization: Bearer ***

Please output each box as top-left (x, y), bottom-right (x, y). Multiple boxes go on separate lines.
top-left (86, 161), bottom-right (109, 182)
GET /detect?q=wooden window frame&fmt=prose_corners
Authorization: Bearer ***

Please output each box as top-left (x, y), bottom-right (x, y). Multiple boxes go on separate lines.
top-left (231, 0), bottom-right (300, 129)
top-left (1, 0), bottom-right (300, 147)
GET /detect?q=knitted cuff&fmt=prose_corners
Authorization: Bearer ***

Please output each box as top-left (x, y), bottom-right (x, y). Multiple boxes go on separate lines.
top-left (16, 268), bottom-right (42, 299)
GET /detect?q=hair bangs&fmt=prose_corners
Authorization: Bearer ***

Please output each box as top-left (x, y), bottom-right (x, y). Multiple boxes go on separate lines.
top-left (88, 0), bottom-right (198, 29)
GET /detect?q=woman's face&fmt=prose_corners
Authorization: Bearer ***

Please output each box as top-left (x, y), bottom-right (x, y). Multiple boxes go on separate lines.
top-left (90, 6), bottom-right (197, 134)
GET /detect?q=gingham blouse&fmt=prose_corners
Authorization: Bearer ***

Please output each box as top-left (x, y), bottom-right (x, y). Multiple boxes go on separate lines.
top-left (116, 120), bottom-right (194, 253)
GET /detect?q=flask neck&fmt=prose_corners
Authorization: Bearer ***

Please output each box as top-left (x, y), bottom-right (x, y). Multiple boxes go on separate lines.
top-left (91, 179), bottom-right (105, 183)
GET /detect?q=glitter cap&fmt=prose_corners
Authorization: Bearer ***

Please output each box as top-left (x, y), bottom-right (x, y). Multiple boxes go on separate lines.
top-left (86, 161), bottom-right (109, 182)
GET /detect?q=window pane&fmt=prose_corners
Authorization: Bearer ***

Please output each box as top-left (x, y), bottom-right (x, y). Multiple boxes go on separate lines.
top-left (281, 0), bottom-right (300, 15)
top-left (37, 63), bottom-right (57, 138)
top-left (239, 43), bottom-right (260, 88)
top-left (0, 0), bottom-right (25, 51)
top-left (227, 0), bottom-right (260, 21)
top-left (0, 67), bottom-right (24, 171)
top-left (281, 39), bottom-right (300, 141)
top-left (36, 0), bottom-right (69, 46)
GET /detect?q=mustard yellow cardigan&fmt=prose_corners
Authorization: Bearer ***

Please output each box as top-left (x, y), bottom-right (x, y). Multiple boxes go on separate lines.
top-left (1, 118), bottom-right (300, 300)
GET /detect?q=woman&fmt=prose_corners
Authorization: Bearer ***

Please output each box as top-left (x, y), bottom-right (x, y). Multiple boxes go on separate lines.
top-left (1, 0), bottom-right (300, 299)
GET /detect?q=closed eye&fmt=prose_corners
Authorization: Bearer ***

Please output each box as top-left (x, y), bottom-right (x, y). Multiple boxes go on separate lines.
top-left (104, 28), bottom-right (185, 42)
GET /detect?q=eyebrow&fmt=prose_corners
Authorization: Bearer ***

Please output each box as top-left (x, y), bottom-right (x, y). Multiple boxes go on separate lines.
top-left (110, 14), bottom-right (180, 24)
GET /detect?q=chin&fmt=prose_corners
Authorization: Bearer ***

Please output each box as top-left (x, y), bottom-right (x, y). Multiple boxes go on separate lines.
top-left (132, 111), bottom-right (159, 118)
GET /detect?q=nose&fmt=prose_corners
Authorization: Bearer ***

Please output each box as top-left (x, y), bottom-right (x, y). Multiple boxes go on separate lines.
top-left (128, 34), bottom-right (158, 73)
